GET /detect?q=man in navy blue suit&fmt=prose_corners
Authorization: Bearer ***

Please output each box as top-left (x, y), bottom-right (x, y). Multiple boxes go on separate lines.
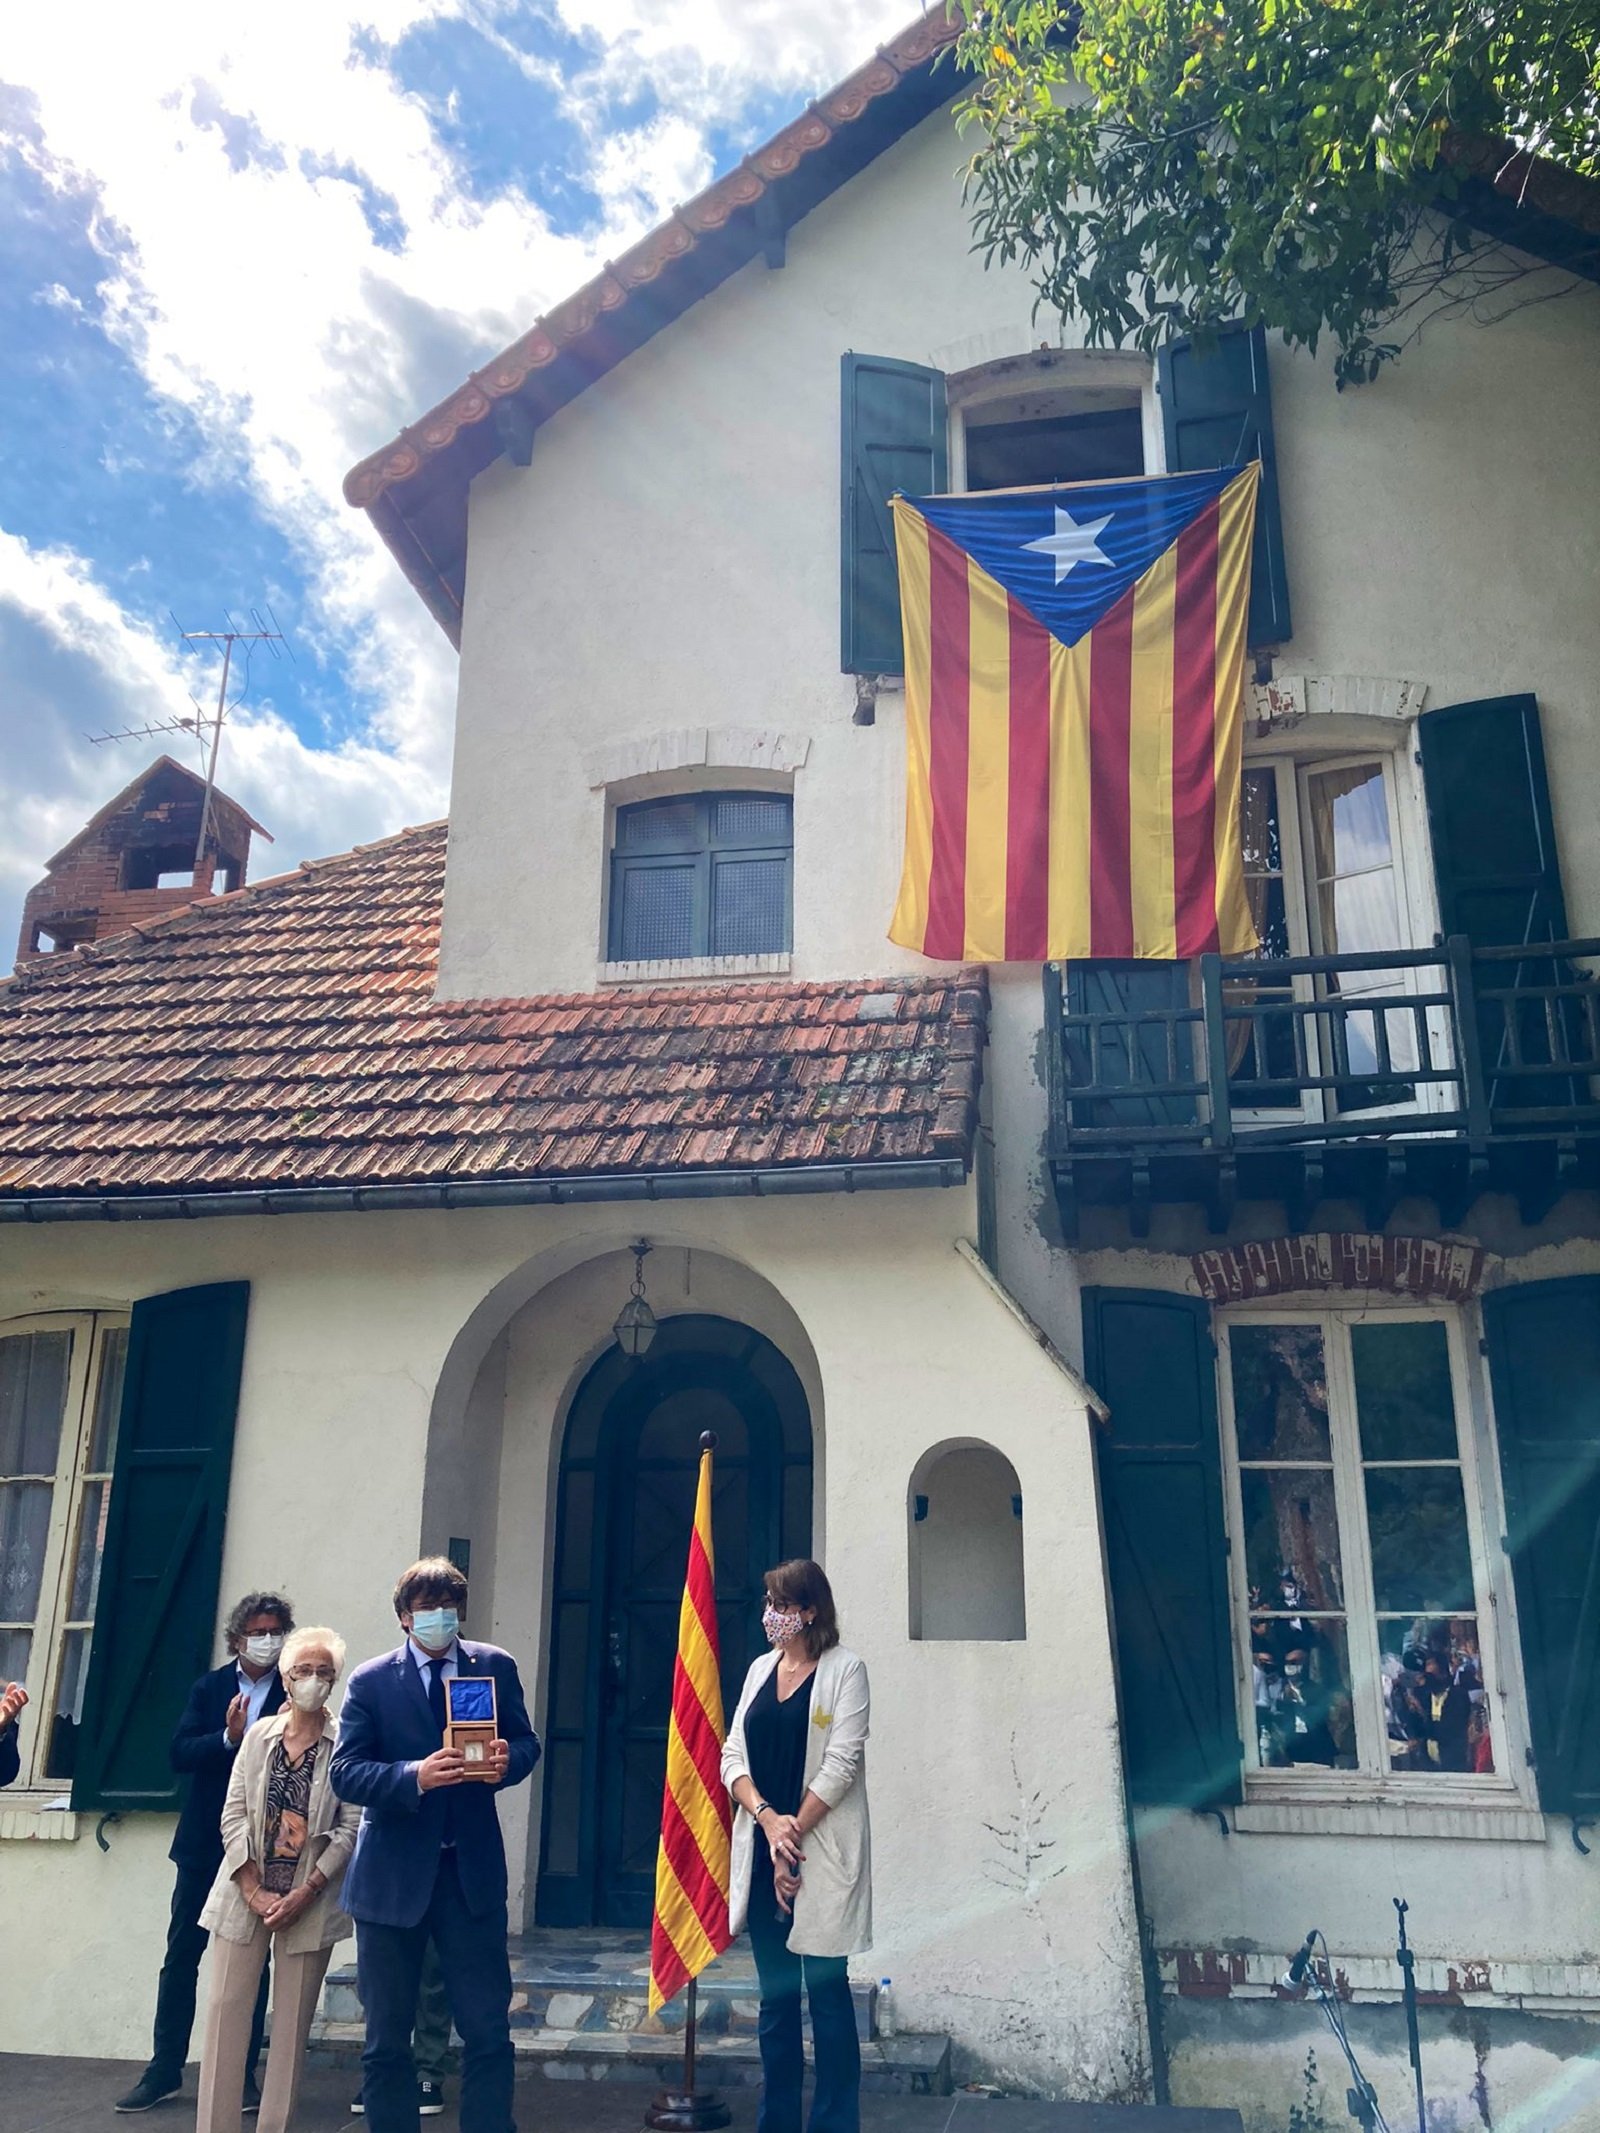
top-left (332, 1558), bottom-right (540, 2133)
top-left (115, 1591), bottom-right (293, 2114)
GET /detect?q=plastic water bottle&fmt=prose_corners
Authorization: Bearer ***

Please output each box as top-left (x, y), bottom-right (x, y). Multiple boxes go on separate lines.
top-left (877, 1978), bottom-right (895, 2038)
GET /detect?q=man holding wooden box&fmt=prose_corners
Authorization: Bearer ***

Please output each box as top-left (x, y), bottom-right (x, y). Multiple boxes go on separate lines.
top-left (331, 1558), bottom-right (540, 2133)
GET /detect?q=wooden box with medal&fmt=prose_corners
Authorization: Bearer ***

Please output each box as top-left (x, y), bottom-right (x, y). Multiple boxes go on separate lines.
top-left (444, 1675), bottom-right (499, 1779)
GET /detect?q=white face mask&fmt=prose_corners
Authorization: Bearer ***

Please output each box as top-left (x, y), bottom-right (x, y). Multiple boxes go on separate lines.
top-left (243, 1633), bottom-right (284, 1668)
top-left (409, 1607), bottom-right (459, 1655)
top-left (288, 1675), bottom-right (332, 1714)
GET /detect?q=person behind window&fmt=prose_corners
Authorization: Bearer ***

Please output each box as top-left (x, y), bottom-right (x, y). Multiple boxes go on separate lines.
top-left (0, 1679), bottom-right (26, 1788)
top-left (115, 1592), bottom-right (295, 2116)
top-left (724, 1560), bottom-right (872, 2133)
top-left (195, 1629), bottom-right (361, 2133)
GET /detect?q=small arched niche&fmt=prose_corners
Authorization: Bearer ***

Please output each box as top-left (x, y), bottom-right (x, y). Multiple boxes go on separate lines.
top-left (908, 1440), bottom-right (1026, 1642)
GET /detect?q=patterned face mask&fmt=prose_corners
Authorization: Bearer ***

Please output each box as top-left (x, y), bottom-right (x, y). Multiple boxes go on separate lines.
top-left (763, 1604), bottom-right (805, 1647)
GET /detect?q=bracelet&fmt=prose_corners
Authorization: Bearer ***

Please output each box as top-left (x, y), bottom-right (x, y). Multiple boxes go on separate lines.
top-left (750, 1798), bottom-right (771, 1820)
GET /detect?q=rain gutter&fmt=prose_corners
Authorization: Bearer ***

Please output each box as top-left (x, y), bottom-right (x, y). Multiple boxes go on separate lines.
top-left (0, 1157), bottom-right (968, 1225)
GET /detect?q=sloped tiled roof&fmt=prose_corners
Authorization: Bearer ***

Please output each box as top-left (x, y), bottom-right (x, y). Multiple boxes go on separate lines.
top-left (0, 822), bottom-right (985, 1214)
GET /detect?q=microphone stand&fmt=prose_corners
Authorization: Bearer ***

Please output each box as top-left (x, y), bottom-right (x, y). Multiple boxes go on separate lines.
top-left (1294, 1933), bottom-right (1391, 2133)
top-left (1394, 1899), bottom-right (1427, 2133)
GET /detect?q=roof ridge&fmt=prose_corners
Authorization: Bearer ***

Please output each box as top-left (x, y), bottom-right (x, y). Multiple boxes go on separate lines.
top-left (341, 8), bottom-right (959, 519)
top-left (2, 819), bottom-right (448, 999)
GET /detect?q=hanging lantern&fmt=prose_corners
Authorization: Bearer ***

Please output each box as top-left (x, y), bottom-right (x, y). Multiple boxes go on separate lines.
top-left (613, 1240), bottom-right (658, 1360)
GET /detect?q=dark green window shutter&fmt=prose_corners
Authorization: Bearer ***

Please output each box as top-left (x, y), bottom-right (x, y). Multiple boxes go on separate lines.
top-left (1418, 695), bottom-right (1569, 948)
top-left (1482, 1277), bottom-right (1600, 1820)
top-left (71, 1283), bottom-right (250, 1814)
top-left (1063, 961), bottom-right (1197, 1130)
top-left (1418, 694), bottom-right (1580, 1107)
top-left (1157, 324), bottom-right (1290, 649)
top-left (1083, 1287), bottom-right (1241, 1808)
top-left (841, 353), bottom-right (947, 675)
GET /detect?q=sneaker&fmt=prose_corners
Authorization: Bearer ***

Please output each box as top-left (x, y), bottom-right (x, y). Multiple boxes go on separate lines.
top-left (419, 2080), bottom-right (446, 2117)
top-left (242, 2074), bottom-right (262, 2115)
top-left (113, 2075), bottom-right (182, 2114)
top-left (350, 2098), bottom-right (365, 2117)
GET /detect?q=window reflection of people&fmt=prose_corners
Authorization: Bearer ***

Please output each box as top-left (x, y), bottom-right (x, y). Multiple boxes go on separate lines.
top-left (195, 1629), bottom-right (360, 2133)
top-left (1251, 1616), bottom-right (1353, 1768)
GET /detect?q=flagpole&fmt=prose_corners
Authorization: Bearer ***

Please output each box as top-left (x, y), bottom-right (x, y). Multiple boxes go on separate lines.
top-left (645, 1432), bottom-right (732, 2133)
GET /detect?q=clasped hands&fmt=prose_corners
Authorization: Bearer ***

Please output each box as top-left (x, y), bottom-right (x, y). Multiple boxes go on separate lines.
top-left (242, 1879), bottom-right (319, 1932)
top-left (417, 1739), bottom-right (510, 1789)
top-left (758, 1808), bottom-right (805, 1915)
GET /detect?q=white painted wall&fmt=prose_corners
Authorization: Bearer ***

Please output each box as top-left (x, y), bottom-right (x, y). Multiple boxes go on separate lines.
top-left (0, 1185), bottom-right (1147, 2099)
top-left (442, 104), bottom-right (1600, 1007)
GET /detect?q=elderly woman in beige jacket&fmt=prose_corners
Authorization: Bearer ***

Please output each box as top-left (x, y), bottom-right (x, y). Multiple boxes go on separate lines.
top-left (195, 1627), bottom-right (361, 2133)
top-left (723, 1560), bottom-right (870, 2133)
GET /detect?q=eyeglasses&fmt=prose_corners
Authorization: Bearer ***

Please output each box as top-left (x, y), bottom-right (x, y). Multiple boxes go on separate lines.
top-left (288, 1666), bottom-right (337, 1682)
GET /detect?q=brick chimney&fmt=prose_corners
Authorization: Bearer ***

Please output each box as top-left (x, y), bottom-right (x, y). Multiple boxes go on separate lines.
top-left (16, 756), bottom-right (271, 966)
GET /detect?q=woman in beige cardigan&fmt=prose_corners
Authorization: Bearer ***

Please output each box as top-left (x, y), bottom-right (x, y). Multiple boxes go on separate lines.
top-left (723, 1561), bottom-right (870, 2133)
top-left (195, 1627), bottom-right (361, 2133)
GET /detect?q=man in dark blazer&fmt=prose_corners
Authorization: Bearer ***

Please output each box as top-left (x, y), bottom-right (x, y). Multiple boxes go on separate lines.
top-left (114, 1592), bottom-right (294, 2115)
top-left (0, 1679), bottom-right (25, 1788)
top-left (332, 1557), bottom-right (540, 2133)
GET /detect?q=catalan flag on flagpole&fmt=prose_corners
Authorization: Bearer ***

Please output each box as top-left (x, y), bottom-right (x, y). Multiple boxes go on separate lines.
top-left (648, 1439), bottom-right (733, 2015)
top-left (889, 462), bottom-right (1262, 963)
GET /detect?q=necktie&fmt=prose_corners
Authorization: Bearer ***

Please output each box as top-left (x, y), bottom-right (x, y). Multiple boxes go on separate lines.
top-left (427, 1659), bottom-right (456, 1842)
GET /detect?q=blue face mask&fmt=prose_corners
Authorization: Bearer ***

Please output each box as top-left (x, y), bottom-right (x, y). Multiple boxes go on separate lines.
top-left (410, 1607), bottom-right (459, 1654)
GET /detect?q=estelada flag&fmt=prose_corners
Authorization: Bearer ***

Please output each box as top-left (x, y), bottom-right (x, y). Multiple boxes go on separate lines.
top-left (648, 1443), bottom-right (733, 2013)
top-left (889, 462), bottom-right (1261, 963)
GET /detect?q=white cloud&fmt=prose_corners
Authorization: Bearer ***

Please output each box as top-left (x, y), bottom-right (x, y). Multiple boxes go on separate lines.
top-left (0, 0), bottom-right (927, 959)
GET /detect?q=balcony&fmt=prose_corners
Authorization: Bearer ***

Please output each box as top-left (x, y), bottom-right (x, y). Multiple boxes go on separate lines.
top-left (1046, 937), bottom-right (1600, 1235)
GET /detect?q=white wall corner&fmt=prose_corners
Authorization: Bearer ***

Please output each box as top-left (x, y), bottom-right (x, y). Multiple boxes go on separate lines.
top-left (1249, 674), bottom-right (1426, 731)
top-left (584, 726), bottom-right (813, 790)
top-left (953, 1238), bottom-right (1109, 1420)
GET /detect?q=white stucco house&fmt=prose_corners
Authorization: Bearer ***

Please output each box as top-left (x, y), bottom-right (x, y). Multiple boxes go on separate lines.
top-left (4, 12), bottom-right (1600, 2129)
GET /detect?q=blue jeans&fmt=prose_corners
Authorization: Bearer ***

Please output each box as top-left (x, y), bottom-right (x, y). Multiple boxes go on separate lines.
top-left (746, 1856), bottom-right (860, 2133)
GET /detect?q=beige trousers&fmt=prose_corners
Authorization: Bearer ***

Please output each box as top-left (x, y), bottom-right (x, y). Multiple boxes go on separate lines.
top-left (196, 1928), bottom-right (334, 2133)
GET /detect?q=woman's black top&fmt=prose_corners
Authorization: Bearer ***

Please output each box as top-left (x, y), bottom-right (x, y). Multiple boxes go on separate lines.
top-left (744, 1663), bottom-right (814, 1818)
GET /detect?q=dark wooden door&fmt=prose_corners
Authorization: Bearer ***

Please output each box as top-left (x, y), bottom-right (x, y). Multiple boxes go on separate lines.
top-left (537, 1316), bottom-right (812, 1929)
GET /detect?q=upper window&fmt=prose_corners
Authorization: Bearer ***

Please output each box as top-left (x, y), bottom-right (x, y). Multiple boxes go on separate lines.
top-left (607, 792), bottom-right (793, 964)
top-left (960, 360), bottom-right (1143, 492)
top-left (1220, 1308), bottom-right (1506, 1788)
top-left (0, 1315), bottom-right (126, 1788)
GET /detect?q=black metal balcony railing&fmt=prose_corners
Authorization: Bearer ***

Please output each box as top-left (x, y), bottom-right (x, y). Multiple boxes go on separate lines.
top-left (1045, 937), bottom-right (1600, 1232)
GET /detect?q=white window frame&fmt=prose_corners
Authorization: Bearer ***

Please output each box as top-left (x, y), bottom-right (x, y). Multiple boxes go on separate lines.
top-left (1218, 1300), bottom-right (1533, 1810)
top-left (0, 1311), bottom-right (126, 1794)
top-left (946, 348), bottom-right (1162, 493)
top-left (1234, 734), bottom-right (1451, 1126)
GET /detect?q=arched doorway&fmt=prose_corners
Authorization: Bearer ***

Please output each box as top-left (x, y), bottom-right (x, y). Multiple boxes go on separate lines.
top-left (537, 1314), bottom-right (813, 1928)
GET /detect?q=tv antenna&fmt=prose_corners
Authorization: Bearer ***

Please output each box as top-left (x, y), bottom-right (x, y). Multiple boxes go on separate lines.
top-left (87, 609), bottom-right (287, 871)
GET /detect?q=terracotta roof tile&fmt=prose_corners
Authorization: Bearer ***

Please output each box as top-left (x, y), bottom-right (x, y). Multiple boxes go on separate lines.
top-left (0, 823), bottom-right (986, 1205)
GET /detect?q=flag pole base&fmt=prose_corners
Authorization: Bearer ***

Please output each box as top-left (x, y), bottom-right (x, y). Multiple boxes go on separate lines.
top-left (644, 2089), bottom-right (732, 2130)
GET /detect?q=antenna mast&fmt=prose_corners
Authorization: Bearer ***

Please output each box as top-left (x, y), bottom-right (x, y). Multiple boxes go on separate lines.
top-left (87, 610), bottom-right (286, 872)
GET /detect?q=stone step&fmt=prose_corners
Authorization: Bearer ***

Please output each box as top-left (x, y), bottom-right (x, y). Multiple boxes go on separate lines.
top-left (324, 1930), bottom-right (883, 2043)
top-left (311, 2019), bottom-right (954, 2095)
top-left (316, 1929), bottom-right (951, 2094)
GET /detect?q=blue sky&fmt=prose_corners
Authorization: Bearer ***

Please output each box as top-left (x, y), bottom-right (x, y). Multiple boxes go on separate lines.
top-left (0, 0), bottom-right (918, 961)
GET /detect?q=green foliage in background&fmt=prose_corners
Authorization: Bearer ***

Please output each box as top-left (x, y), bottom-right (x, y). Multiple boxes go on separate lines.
top-left (954, 0), bottom-right (1600, 385)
